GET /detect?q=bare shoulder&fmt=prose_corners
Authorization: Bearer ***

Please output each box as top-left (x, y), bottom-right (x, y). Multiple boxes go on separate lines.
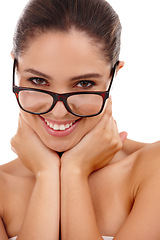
top-left (111, 140), bottom-right (160, 197)
top-left (0, 159), bottom-right (34, 214)
top-left (0, 159), bottom-right (23, 200)
top-left (122, 138), bottom-right (148, 155)
top-left (0, 158), bottom-right (21, 175)
top-left (0, 158), bottom-right (32, 177)
top-left (0, 165), bottom-right (11, 219)
top-left (0, 161), bottom-right (35, 238)
top-left (113, 142), bottom-right (160, 238)
top-left (112, 138), bottom-right (148, 163)
top-left (133, 141), bottom-right (160, 180)
top-left (125, 140), bottom-right (160, 201)
top-left (138, 140), bottom-right (160, 160)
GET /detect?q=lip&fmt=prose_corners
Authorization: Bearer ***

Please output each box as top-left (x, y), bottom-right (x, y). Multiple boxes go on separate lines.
top-left (39, 116), bottom-right (82, 137)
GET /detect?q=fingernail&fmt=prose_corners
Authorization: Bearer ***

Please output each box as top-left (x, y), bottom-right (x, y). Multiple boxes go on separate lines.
top-left (119, 131), bottom-right (128, 143)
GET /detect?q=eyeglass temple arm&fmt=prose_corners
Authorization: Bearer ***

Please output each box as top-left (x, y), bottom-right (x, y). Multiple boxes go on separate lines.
top-left (107, 61), bottom-right (119, 93)
top-left (13, 59), bottom-right (18, 88)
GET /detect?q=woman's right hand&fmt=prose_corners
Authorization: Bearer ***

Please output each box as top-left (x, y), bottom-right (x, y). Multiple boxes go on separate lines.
top-left (61, 97), bottom-right (127, 177)
top-left (11, 114), bottom-right (60, 176)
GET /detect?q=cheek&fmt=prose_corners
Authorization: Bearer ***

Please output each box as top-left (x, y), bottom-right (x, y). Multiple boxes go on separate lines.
top-left (20, 111), bottom-right (32, 126)
top-left (83, 113), bottom-right (104, 134)
top-left (20, 111), bottom-right (36, 130)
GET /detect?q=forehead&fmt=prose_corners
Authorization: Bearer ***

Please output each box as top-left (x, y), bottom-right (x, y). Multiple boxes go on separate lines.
top-left (18, 30), bottom-right (111, 77)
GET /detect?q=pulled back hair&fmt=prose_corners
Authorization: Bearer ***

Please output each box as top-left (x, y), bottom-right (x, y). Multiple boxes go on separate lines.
top-left (13, 0), bottom-right (122, 67)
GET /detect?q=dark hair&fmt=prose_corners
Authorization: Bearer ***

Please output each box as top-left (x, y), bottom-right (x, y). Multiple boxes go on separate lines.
top-left (13, 0), bottom-right (122, 67)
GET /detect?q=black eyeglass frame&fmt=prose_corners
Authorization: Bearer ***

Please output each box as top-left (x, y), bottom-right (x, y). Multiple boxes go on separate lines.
top-left (12, 59), bottom-right (119, 117)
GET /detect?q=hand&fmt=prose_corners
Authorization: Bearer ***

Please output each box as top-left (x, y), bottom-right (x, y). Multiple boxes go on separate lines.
top-left (61, 97), bottom-right (127, 176)
top-left (11, 114), bottom-right (60, 176)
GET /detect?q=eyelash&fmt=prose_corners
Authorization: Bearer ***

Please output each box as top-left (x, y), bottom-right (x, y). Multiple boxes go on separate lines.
top-left (75, 80), bottom-right (96, 89)
top-left (27, 77), bottom-right (49, 86)
top-left (26, 78), bottom-right (96, 89)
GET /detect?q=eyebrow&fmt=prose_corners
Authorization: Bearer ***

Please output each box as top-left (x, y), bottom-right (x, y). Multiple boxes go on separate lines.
top-left (70, 73), bottom-right (103, 81)
top-left (24, 69), bottom-right (53, 80)
top-left (24, 69), bottom-right (103, 81)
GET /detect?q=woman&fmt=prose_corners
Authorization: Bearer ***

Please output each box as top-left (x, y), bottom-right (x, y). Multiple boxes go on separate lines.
top-left (0, 0), bottom-right (160, 239)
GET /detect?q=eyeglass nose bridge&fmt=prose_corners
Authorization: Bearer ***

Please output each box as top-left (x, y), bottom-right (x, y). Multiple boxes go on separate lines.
top-left (57, 94), bottom-right (65, 101)
top-left (52, 94), bottom-right (69, 112)
top-left (55, 94), bottom-right (68, 106)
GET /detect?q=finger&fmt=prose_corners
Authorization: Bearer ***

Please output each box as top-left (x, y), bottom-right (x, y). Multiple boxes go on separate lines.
top-left (19, 114), bottom-right (35, 134)
top-left (10, 134), bottom-right (19, 155)
top-left (112, 119), bottom-right (127, 142)
top-left (11, 145), bottom-right (17, 154)
top-left (119, 131), bottom-right (128, 143)
top-left (91, 97), bottom-right (113, 134)
top-left (19, 115), bottom-right (44, 147)
top-left (98, 96), bottom-right (112, 127)
top-left (104, 96), bottom-right (112, 117)
top-left (110, 117), bottom-right (120, 139)
top-left (15, 114), bottom-right (27, 137)
top-left (19, 114), bottom-right (28, 129)
top-left (16, 113), bottom-right (22, 133)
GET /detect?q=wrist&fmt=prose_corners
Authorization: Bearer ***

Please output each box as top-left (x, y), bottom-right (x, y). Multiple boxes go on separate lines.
top-left (61, 151), bottom-right (99, 177)
top-left (61, 160), bottom-right (89, 179)
top-left (35, 162), bottom-right (60, 179)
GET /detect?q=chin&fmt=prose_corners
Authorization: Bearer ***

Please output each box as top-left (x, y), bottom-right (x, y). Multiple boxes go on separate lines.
top-left (51, 144), bottom-right (70, 153)
top-left (45, 138), bottom-right (76, 153)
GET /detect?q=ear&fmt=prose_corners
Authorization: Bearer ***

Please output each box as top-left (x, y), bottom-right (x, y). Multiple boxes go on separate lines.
top-left (11, 50), bottom-right (15, 59)
top-left (116, 61), bottom-right (124, 73)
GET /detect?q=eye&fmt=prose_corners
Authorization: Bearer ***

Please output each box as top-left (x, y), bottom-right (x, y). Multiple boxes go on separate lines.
top-left (27, 77), bottom-right (49, 86)
top-left (76, 80), bottom-right (95, 89)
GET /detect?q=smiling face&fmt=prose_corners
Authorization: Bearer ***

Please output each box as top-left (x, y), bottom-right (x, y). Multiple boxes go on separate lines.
top-left (15, 30), bottom-right (115, 152)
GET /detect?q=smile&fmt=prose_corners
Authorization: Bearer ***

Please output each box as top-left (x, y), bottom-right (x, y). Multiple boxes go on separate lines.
top-left (44, 119), bottom-right (76, 131)
top-left (40, 116), bottom-right (81, 137)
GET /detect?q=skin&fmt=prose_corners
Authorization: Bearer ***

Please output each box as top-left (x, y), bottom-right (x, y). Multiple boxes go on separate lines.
top-left (0, 30), bottom-right (160, 240)
top-left (15, 30), bottom-right (120, 152)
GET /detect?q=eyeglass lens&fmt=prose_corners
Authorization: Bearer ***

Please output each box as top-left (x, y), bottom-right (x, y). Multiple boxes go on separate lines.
top-left (18, 90), bottom-right (103, 116)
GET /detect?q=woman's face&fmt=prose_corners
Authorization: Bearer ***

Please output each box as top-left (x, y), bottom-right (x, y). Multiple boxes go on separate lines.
top-left (16, 30), bottom-right (117, 152)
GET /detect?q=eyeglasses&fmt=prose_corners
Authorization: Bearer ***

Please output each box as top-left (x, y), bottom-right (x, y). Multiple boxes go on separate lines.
top-left (12, 60), bottom-right (119, 117)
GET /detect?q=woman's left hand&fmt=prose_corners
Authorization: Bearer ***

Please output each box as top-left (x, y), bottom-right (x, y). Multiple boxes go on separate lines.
top-left (11, 114), bottom-right (60, 176)
top-left (61, 97), bottom-right (127, 177)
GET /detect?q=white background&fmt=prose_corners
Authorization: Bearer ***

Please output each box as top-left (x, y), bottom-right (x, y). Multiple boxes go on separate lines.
top-left (0, 0), bottom-right (159, 164)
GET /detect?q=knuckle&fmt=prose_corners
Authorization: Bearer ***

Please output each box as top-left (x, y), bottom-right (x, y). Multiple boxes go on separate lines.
top-left (116, 140), bottom-right (123, 151)
top-left (111, 137), bottom-right (122, 150)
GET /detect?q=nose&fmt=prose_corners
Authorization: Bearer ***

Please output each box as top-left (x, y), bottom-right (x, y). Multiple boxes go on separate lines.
top-left (49, 101), bottom-right (70, 119)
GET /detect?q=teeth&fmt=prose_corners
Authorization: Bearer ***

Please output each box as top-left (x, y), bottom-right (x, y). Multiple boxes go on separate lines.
top-left (45, 120), bottom-right (75, 131)
top-left (66, 124), bottom-right (70, 129)
top-left (60, 125), bottom-right (65, 131)
top-left (54, 124), bottom-right (59, 130)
